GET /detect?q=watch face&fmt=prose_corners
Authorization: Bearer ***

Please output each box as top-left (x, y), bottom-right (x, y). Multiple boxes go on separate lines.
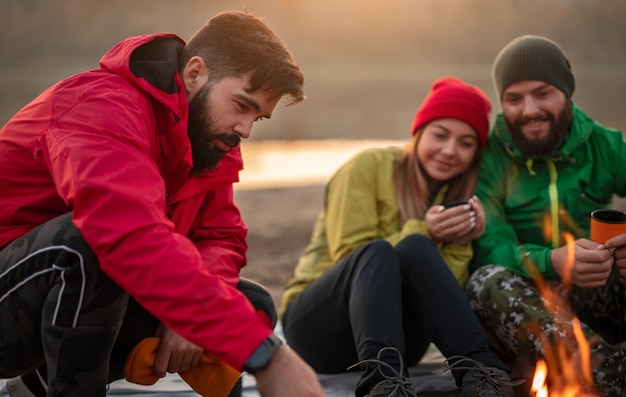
top-left (243, 334), bottom-right (283, 373)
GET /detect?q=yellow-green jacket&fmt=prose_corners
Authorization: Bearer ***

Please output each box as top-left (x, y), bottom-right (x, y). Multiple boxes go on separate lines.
top-left (280, 147), bottom-right (473, 316)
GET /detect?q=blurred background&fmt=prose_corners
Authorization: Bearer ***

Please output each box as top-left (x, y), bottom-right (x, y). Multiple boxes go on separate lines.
top-left (2, 0), bottom-right (626, 306)
top-left (1, 0), bottom-right (625, 139)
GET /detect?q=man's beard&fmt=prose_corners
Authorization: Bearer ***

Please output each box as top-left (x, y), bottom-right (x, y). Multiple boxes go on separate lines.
top-left (505, 101), bottom-right (572, 158)
top-left (187, 83), bottom-right (241, 174)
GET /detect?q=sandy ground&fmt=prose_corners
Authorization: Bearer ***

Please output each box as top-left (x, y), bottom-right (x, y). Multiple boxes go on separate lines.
top-left (235, 183), bottom-right (324, 307)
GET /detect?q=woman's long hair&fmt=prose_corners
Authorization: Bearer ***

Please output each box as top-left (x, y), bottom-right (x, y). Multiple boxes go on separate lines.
top-left (393, 127), bottom-right (482, 224)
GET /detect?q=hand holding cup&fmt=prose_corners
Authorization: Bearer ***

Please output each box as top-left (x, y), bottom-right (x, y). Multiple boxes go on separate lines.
top-left (592, 209), bottom-right (626, 279)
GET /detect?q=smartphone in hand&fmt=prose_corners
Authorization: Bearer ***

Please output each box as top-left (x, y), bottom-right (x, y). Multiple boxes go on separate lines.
top-left (443, 199), bottom-right (468, 209)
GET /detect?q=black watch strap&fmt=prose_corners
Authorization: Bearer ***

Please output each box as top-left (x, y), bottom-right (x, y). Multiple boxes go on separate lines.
top-left (242, 333), bottom-right (283, 374)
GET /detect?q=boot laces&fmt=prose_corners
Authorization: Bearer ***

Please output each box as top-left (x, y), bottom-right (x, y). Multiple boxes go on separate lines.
top-left (347, 346), bottom-right (417, 397)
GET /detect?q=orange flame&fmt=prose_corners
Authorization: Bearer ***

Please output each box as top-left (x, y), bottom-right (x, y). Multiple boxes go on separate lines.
top-left (531, 359), bottom-right (548, 397)
top-left (527, 232), bottom-right (600, 396)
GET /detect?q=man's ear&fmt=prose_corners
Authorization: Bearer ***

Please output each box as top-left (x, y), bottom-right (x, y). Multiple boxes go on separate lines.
top-left (181, 56), bottom-right (208, 98)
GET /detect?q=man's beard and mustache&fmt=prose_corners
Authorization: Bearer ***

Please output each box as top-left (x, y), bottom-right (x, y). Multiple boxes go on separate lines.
top-left (187, 83), bottom-right (241, 174)
top-left (505, 101), bottom-right (572, 158)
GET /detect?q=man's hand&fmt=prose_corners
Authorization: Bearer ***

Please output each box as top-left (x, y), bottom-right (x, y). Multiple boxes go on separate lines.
top-left (254, 345), bottom-right (325, 397)
top-left (604, 233), bottom-right (626, 277)
top-left (154, 325), bottom-right (204, 377)
top-left (550, 239), bottom-right (613, 288)
top-left (425, 195), bottom-right (484, 246)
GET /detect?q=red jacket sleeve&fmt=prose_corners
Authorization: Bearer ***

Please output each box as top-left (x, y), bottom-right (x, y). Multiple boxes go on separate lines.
top-left (171, 181), bottom-right (248, 287)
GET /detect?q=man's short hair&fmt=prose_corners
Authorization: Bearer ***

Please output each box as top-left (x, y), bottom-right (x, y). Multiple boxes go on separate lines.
top-left (181, 11), bottom-right (304, 105)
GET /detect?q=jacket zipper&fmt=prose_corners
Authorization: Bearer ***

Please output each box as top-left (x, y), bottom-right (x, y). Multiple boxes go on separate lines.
top-left (166, 194), bottom-right (173, 220)
top-left (547, 159), bottom-right (559, 248)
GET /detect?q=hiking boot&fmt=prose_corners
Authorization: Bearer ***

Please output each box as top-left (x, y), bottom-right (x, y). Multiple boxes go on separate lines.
top-left (444, 355), bottom-right (524, 397)
top-left (348, 346), bottom-right (417, 397)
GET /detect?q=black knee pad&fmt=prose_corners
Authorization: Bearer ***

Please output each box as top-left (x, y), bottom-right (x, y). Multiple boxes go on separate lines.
top-left (236, 278), bottom-right (277, 327)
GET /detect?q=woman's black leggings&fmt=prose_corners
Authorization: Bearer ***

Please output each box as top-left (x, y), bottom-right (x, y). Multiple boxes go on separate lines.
top-left (282, 234), bottom-right (507, 397)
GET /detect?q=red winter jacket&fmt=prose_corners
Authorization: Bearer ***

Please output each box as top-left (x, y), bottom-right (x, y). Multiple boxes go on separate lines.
top-left (0, 33), bottom-right (271, 370)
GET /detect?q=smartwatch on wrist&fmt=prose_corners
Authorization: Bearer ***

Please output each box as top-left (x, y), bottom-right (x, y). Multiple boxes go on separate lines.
top-left (242, 333), bottom-right (283, 374)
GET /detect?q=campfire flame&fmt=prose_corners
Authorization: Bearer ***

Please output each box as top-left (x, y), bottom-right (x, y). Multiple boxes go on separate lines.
top-left (527, 231), bottom-right (600, 396)
top-left (531, 360), bottom-right (548, 397)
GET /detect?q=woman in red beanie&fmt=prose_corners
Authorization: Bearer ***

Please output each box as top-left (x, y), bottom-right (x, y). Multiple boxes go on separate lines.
top-left (280, 77), bottom-right (522, 397)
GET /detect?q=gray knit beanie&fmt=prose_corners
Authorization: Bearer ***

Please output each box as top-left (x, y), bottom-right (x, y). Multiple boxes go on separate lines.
top-left (493, 35), bottom-right (575, 100)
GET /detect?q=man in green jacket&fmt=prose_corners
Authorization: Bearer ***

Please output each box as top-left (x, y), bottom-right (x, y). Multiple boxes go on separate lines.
top-left (466, 35), bottom-right (626, 396)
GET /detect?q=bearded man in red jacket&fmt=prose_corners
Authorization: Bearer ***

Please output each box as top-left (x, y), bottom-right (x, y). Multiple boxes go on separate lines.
top-left (0, 10), bottom-right (324, 397)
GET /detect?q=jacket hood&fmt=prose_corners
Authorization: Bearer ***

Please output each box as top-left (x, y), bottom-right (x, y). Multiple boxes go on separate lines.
top-left (99, 33), bottom-right (195, 192)
top-left (491, 103), bottom-right (595, 162)
top-left (99, 33), bottom-right (186, 117)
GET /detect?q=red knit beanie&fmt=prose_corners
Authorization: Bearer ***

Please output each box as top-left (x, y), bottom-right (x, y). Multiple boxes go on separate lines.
top-left (411, 77), bottom-right (491, 147)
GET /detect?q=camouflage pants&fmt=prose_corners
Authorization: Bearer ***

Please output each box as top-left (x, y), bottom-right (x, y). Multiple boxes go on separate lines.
top-left (466, 265), bottom-right (626, 397)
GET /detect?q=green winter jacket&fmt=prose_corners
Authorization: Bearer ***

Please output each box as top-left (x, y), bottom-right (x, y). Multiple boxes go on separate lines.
top-left (470, 104), bottom-right (626, 279)
top-left (280, 147), bottom-right (473, 316)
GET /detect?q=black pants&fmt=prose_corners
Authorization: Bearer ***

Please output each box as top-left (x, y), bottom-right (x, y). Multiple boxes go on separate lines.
top-left (282, 235), bottom-right (507, 397)
top-left (0, 212), bottom-right (276, 396)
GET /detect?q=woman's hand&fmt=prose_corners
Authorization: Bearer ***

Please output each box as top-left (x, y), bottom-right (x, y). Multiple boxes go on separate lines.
top-left (453, 196), bottom-right (485, 245)
top-left (425, 195), bottom-right (485, 246)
